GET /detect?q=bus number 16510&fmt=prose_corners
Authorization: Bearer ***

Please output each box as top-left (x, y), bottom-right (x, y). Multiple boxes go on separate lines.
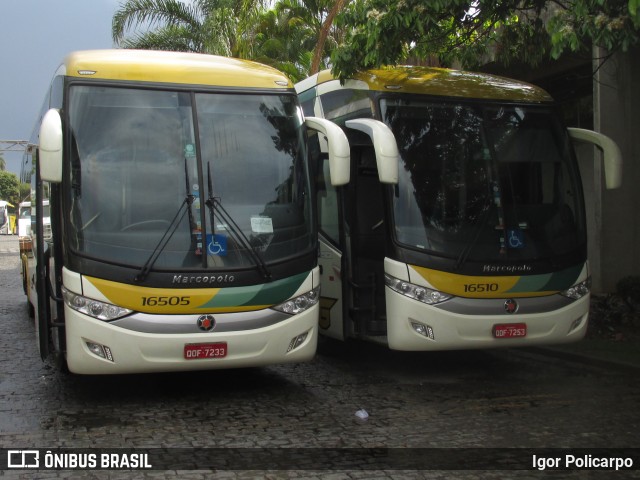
top-left (463, 283), bottom-right (499, 293)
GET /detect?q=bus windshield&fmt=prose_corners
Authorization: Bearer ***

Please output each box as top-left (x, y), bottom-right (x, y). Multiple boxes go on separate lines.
top-left (68, 85), bottom-right (312, 271)
top-left (381, 98), bottom-right (586, 264)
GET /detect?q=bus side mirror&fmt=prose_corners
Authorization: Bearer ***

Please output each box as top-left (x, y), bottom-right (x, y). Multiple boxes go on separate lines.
top-left (568, 127), bottom-right (622, 189)
top-left (305, 117), bottom-right (350, 186)
top-left (345, 118), bottom-right (399, 184)
top-left (39, 109), bottom-right (63, 183)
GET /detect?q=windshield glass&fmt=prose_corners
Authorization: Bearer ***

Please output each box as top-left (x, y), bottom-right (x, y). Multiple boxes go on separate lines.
top-left (67, 85), bottom-right (312, 271)
top-left (381, 98), bottom-right (585, 263)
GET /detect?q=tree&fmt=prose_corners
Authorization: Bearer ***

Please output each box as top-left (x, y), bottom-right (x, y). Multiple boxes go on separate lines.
top-left (0, 171), bottom-right (20, 205)
top-left (250, 0), bottom-right (348, 81)
top-left (112, 0), bottom-right (266, 57)
top-left (112, 0), bottom-right (349, 82)
top-left (311, 0), bottom-right (349, 74)
top-left (331, 0), bottom-right (640, 79)
top-left (0, 153), bottom-right (5, 171)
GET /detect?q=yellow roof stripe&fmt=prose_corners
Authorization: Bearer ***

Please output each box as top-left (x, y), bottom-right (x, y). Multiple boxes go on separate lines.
top-left (62, 49), bottom-right (293, 89)
top-left (315, 66), bottom-right (552, 102)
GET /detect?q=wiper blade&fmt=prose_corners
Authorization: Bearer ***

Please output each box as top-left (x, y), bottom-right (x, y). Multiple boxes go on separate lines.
top-left (134, 195), bottom-right (194, 282)
top-left (454, 200), bottom-right (494, 271)
top-left (205, 162), bottom-right (271, 281)
top-left (135, 159), bottom-right (195, 282)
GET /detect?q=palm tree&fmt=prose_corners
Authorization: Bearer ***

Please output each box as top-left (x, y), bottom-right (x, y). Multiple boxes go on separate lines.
top-left (112, 0), bottom-right (264, 57)
top-left (251, 0), bottom-right (348, 80)
top-left (112, 0), bottom-right (347, 80)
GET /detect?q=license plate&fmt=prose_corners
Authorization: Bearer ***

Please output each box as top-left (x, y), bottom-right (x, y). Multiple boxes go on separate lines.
top-left (184, 342), bottom-right (227, 359)
top-left (493, 323), bottom-right (527, 339)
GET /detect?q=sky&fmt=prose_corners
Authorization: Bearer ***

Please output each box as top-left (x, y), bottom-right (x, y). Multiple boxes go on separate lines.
top-left (0, 0), bottom-right (123, 177)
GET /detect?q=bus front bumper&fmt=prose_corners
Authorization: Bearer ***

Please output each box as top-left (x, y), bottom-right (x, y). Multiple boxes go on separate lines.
top-left (64, 304), bottom-right (318, 374)
top-left (385, 289), bottom-right (589, 351)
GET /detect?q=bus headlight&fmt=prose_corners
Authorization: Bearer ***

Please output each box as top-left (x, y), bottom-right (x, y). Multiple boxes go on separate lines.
top-left (385, 274), bottom-right (452, 305)
top-left (272, 286), bottom-right (320, 315)
top-left (62, 286), bottom-right (133, 321)
top-left (560, 278), bottom-right (591, 300)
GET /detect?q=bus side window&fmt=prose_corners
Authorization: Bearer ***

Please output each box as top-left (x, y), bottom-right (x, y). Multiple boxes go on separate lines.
top-left (310, 131), bottom-right (340, 245)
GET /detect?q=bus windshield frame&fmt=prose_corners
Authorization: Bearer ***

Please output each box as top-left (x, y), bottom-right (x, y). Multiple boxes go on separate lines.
top-left (65, 82), bottom-right (314, 278)
top-left (379, 96), bottom-right (587, 271)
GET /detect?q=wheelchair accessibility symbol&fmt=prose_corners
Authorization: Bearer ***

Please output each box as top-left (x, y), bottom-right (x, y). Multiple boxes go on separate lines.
top-left (507, 228), bottom-right (524, 249)
top-left (207, 234), bottom-right (227, 256)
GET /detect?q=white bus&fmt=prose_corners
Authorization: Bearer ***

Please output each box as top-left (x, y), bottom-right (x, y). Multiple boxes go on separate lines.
top-left (296, 67), bottom-right (622, 351)
top-left (21, 49), bottom-right (349, 374)
top-left (17, 200), bottom-right (31, 237)
top-left (0, 200), bottom-right (13, 234)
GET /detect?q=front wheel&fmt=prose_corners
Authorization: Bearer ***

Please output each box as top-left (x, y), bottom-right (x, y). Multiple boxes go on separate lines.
top-left (51, 328), bottom-right (69, 374)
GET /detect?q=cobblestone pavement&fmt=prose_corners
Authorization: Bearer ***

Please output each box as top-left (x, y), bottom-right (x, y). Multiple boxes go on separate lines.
top-left (0, 236), bottom-right (639, 479)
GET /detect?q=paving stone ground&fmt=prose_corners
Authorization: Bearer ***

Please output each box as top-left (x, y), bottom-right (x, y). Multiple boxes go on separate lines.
top-left (0, 235), bottom-right (638, 479)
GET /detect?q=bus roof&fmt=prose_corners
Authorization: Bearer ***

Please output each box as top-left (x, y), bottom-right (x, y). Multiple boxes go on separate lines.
top-left (59, 49), bottom-right (293, 90)
top-left (299, 67), bottom-right (553, 103)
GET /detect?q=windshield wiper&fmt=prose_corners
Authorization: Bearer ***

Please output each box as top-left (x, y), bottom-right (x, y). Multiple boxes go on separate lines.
top-left (135, 160), bottom-right (195, 282)
top-left (453, 200), bottom-right (494, 271)
top-left (205, 162), bottom-right (271, 281)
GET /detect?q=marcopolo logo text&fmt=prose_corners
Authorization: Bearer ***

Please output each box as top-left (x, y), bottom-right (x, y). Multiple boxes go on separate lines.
top-left (172, 274), bottom-right (235, 285)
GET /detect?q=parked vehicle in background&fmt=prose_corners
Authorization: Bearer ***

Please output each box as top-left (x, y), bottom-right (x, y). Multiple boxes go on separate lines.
top-left (18, 200), bottom-right (31, 237)
top-left (296, 67), bottom-right (622, 351)
top-left (0, 200), bottom-right (14, 235)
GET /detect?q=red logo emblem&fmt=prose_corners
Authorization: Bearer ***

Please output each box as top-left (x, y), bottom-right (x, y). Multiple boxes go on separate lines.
top-left (197, 314), bottom-right (216, 331)
top-left (504, 299), bottom-right (518, 314)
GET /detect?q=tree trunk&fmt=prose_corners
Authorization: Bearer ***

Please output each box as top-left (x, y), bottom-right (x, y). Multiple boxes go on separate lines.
top-left (310, 0), bottom-right (349, 74)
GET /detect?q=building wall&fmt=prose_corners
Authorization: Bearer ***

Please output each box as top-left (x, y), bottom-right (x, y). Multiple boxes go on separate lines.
top-left (594, 46), bottom-right (640, 292)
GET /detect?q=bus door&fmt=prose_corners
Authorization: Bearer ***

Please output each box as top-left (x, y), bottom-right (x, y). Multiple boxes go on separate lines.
top-left (344, 144), bottom-right (388, 338)
top-left (316, 140), bottom-right (388, 341)
top-left (316, 145), bottom-right (346, 340)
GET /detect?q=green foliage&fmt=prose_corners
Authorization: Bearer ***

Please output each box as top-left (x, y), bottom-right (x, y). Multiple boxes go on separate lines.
top-left (331, 0), bottom-right (640, 79)
top-left (112, 0), bottom-right (640, 82)
top-left (0, 171), bottom-right (20, 205)
top-left (112, 0), bottom-right (266, 57)
top-left (547, 0), bottom-right (640, 59)
top-left (112, 0), bottom-right (343, 81)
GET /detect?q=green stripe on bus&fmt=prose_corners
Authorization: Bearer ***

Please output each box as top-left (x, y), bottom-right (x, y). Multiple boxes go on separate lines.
top-left (198, 271), bottom-right (309, 309)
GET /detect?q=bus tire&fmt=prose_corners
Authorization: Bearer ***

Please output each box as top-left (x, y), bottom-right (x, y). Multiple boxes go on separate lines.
top-left (51, 328), bottom-right (69, 374)
top-left (21, 258), bottom-right (28, 295)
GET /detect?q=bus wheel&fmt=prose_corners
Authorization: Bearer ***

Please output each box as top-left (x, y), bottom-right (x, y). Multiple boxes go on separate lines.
top-left (21, 259), bottom-right (28, 295)
top-left (52, 328), bottom-right (69, 373)
top-left (52, 350), bottom-right (69, 374)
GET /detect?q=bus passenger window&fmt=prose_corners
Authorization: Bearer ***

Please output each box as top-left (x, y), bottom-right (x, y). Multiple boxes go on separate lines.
top-left (317, 158), bottom-right (339, 244)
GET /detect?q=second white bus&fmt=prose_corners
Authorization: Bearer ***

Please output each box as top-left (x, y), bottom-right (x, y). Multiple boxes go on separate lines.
top-left (297, 67), bottom-right (621, 351)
